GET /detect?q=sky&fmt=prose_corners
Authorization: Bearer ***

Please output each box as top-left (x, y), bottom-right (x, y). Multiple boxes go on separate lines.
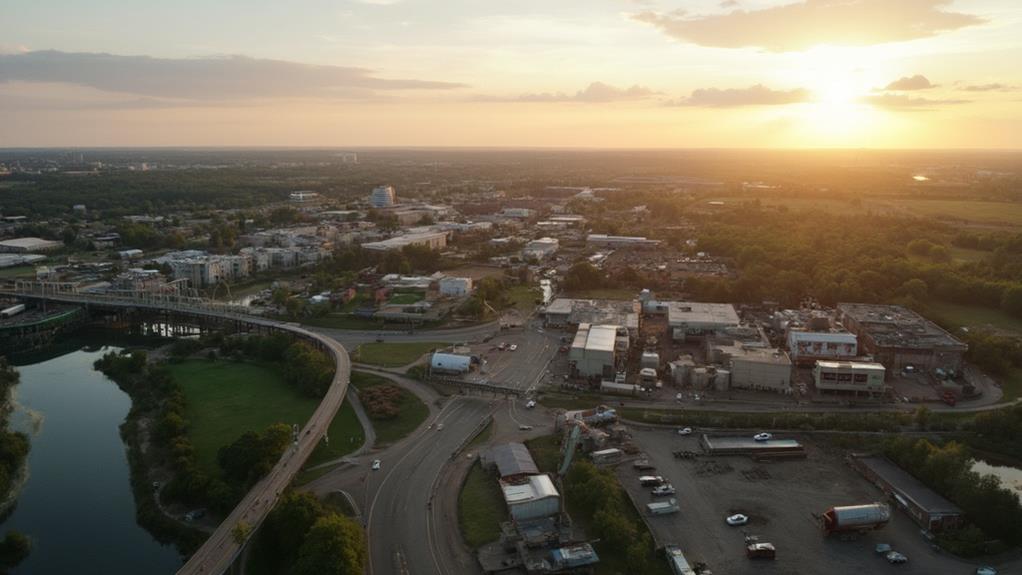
top-left (1, 0), bottom-right (1020, 148)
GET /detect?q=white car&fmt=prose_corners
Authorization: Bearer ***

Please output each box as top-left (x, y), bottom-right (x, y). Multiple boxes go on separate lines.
top-left (509, 344), bottom-right (518, 351)
top-left (525, 400), bottom-right (536, 409)
top-left (652, 484), bottom-right (676, 496)
top-left (726, 513), bottom-right (749, 526)
top-left (371, 459), bottom-right (381, 471)
top-left (753, 433), bottom-right (772, 442)
top-left (518, 424), bottom-right (533, 431)
top-left (976, 568), bottom-right (998, 575)
top-left (677, 427), bottom-right (693, 436)
top-left (885, 551), bottom-right (908, 565)
top-left (436, 423), bottom-right (444, 431)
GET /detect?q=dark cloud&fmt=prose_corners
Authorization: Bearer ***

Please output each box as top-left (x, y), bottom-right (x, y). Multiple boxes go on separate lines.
top-left (0, 50), bottom-right (464, 100)
top-left (485, 82), bottom-right (658, 103)
top-left (632, 0), bottom-right (985, 52)
top-left (862, 92), bottom-right (970, 110)
top-left (883, 74), bottom-right (935, 91)
top-left (670, 84), bottom-right (811, 107)
top-left (960, 83), bottom-right (1015, 92)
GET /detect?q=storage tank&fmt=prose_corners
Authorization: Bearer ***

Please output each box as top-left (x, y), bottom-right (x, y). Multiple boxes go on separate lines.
top-left (821, 503), bottom-right (891, 535)
top-left (429, 352), bottom-right (473, 374)
top-left (691, 367), bottom-right (709, 389)
top-left (641, 352), bottom-right (660, 369)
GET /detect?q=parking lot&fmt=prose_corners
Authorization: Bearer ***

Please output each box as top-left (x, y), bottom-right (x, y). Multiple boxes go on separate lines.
top-left (620, 428), bottom-right (985, 575)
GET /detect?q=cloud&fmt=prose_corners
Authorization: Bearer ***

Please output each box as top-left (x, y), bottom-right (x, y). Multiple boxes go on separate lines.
top-left (862, 92), bottom-right (970, 110)
top-left (883, 74), bottom-right (935, 91)
top-left (485, 82), bottom-right (659, 103)
top-left (959, 83), bottom-right (1015, 92)
top-left (0, 50), bottom-right (464, 101)
top-left (670, 84), bottom-right (811, 107)
top-left (632, 0), bottom-right (985, 51)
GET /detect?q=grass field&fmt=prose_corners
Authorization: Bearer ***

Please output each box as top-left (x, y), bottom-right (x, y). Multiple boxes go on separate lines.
top-left (926, 301), bottom-right (1022, 337)
top-left (950, 247), bottom-right (990, 263)
top-left (885, 199), bottom-right (1022, 227)
top-left (388, 292), bottom-right (424, 305)
top-left (458, 461), bottom-right (507, 548)
top-left (506, 285), bottom-right (541, 315)
top-left (0, 265), bottom-right (34, 279)
top-left (351, 371), bottom-right (430, 444)
top-left (170, 359), bottom-right (363, 474)
top-left (354, 341), bottom-right (448, 367)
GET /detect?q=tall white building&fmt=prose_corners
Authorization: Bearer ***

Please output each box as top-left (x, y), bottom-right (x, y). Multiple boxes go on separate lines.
top-left (370, 185), bottom-right (396, 208)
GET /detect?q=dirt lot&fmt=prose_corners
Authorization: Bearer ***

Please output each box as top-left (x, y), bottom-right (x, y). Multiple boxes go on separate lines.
top-left (619, 428), bottom-right (991, 575)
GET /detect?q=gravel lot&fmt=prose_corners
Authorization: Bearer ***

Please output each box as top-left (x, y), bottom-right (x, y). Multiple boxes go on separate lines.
top-left (619, 427), bottom-right (988, 575)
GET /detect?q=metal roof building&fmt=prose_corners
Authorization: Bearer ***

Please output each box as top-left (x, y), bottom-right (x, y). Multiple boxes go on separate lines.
top-left (500, 474), bottom-right (561, 522)
top-left (851, 455), bottom-right (964, 532)
top-left (667, 301), bottom-right (740, 339)
top-left (482, 442), bottom-right (539, 479)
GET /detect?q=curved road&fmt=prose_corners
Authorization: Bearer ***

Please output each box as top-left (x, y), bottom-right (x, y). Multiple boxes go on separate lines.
top-left (1, 287), bottom-right (353, 575)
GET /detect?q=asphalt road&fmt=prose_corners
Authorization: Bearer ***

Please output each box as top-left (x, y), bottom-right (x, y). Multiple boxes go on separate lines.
top-left (311, 321), bottom-right (500, 349)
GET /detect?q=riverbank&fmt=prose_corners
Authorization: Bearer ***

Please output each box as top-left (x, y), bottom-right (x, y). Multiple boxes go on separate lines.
top-left (0, 360), bottom-right (30, 519)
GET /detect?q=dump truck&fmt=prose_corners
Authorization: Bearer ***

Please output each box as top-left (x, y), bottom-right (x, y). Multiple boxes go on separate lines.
top-left (647, 498), bottom-right (679, 516)
top-left (821, 503), bottom-right (891, 536)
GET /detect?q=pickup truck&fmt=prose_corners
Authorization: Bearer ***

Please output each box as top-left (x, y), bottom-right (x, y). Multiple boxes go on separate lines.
top-left (639, 475), bottom-right (664, 486)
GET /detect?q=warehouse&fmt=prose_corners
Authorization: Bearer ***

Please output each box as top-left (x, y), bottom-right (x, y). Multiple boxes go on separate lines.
top-left (700, 435), bottom-right (805, 457)
top-left (851, 455), bottom-right (964, 532)
top-left (569, 323), bottom-right (624, 379)
top-left (0, 237), bottom-right (63, 253)
top-left (482, 443), bottom-right (539, 480)
top-left (837, 303), bottom-right (967, 372)
top-left (814, 361), bottom-right (886, 396)
top-left (667, 301), bottom-right (740, 340)
top-left (712, 344), bottom-right (793, 393)
top-left (500, 474), bottom-right (561, 522)
top-left (542, 298), bottom-right (640, 335)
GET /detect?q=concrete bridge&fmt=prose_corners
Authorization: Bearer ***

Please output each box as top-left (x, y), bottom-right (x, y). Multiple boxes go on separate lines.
top-left (2, 283), bottom-right (351, 575)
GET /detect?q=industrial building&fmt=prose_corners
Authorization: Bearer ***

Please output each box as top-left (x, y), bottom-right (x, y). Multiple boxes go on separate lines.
top-left (667, 301), bottom-right (740, 340)
top-left (542, 298), bottom-right (640, 335)
top-left (288, 190), bottom-right (319, 202)
top-left (837, 303), bottom-right (967, 372)
top-left (585, 234), bottom-right (661, 249)
top-left (787, 329), bottom-right (858, 365)
top-left (700, 435), bottom-right (806, 458)
top-left (850, 455), bottom-right (964, 532)
top-left (569, 323), bottom-right (626, 380)
top-left (712, 344), bottom-right (792, 393)
top-left (438, 276), bottom-right (473, 297)
top-left (0, 237), bottom-right (63, 253)
top-left (501, 474), bottom-right (561, 522)
top-left (522, 237), bottom-right (559, 260)
top-left (482, 443), bottom-right (540, 481)
top-left (369, 185), bottom-right (396, 208)
top-left (813, 361), bottom-right (886, 396)
top-left (361, 230), bottom-right (448, 252)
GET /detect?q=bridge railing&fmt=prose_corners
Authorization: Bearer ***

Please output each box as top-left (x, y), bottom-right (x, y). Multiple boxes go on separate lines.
top-left (5, 282), bottom-right (255, 320)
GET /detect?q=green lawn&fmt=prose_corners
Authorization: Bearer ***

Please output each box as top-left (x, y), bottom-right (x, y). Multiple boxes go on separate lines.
top-left (506, 285), bottom-right (541, 315)
top-left (169, 359), bottom-right (363, 475)
top-left (0, 265), bottom-right (34, 279)
top-left (926, 301), bottom-right (1022, 337)
top-left (1001, 368), bottom-right (1022, 402)
top-left (388, 292), bottom-right (424, 305)
top-left (458, 461), bottom-right (507, 548)
top-left (950, 247), bottom-right (989, 264)
top-left (885, 199), bottom-right (1022, 228)
top-left (354, 341), bottom-right (448, 367)
top-left (351, 371), bottom-right (429, 444)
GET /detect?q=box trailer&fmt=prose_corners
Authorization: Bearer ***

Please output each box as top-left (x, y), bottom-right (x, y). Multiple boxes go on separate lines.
top-left (647, 498), bottom-right (679, 516)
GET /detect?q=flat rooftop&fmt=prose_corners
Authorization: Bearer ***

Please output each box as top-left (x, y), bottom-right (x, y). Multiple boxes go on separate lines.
top-left (854, 456), bottom-right (962, 515)
top-left (701, 435), bottom-right (804, 452)
top-left (667, 301), bottom-right (740, 327)
top-left (838, 303), bottom-right (966, 351)
top-left (545, 298), bottom-right (639, 330)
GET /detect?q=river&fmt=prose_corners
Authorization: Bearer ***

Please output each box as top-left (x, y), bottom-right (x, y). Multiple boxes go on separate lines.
top-left (973, 459), bottom-right (1022, 500)
top-left (2, 345), bottom-right (183, 574)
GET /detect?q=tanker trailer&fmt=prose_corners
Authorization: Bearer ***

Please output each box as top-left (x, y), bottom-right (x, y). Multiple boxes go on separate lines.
top-left (821, 503), bottom-right (891, 536)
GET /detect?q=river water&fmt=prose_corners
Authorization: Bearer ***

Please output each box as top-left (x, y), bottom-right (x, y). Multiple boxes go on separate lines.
top-left (973, 459), bottom-right (1022, 500)
top-left (2, 345), bottom-right (183, 574)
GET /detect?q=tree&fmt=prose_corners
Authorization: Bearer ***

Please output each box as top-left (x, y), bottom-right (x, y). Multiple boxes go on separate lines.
top-left (1001, 285), bottom-right (1022, 319)
top-left (266, 492), bottom-right (326, 561)
top-left (900, 278), bottom-right (929, 301)
top-left (232, 521), bottom-right (252, 544)
top-left (293, 514), bottom-right (367, 575)
top-left (0, 531), bottom-right (31, 570)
